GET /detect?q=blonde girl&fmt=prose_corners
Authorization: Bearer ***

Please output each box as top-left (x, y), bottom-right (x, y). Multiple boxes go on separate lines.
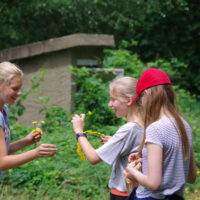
top-left (0, 61), bottom-right (57, 174)
top-left (71, 76), bottom-right (144, 200)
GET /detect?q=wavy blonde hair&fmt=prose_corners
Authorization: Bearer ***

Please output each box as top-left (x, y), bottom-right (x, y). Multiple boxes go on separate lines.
top-left (0, 61), bottom-right (23, 85)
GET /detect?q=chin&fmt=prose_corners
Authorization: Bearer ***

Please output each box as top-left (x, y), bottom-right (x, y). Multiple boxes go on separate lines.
top-left (115, 113), bottom-right (122, 118)
top-left (9, 100), bottom-right (16, 104)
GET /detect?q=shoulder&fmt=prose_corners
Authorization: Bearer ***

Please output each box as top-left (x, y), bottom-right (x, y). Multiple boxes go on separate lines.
top-left (113, 122), bottom-right (143, 140)
top-left (118, 122), bottom-right (142, 132)
top-left (3, 104), bottom-right (9, 113)
top-left (0, 105), bottom-right (9, 125)
top-left (147, 117), bottom-right (172, 131)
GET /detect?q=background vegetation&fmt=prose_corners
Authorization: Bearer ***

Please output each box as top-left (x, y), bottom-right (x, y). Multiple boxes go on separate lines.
top-left (0, 0), bottom-right (199, 95)
top-left (0, 0), bottom-right (199, 199)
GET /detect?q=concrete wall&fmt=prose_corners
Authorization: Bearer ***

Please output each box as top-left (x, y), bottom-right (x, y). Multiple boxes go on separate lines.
top-left (15, 50), bottom-right (72, 125)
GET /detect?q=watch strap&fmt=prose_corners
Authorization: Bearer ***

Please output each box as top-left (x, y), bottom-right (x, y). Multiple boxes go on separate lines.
top-left (76, 132), bottom-right (87, 140)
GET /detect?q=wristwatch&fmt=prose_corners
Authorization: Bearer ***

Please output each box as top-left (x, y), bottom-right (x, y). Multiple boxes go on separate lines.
top-left (76, 132), bottom-right (87, 140)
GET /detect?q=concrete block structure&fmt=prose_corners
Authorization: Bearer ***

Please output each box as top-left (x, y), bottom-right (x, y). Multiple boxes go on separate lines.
top-left (0, 34), bottom-right (116, 125)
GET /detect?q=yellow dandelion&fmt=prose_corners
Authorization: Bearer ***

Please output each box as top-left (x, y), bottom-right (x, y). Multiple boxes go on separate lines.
top-left (88, 111), bottom-right (93, 115)
top-left (40, 121), bottom-right (45, 124)
top-left (31, 128), bottom-right (41, 134)
top-left (77, 143), bottom-right (86, 160)
top-left (76, 129), bottom-right (107, 160)
top-left (194, 189), bottom-right (198, 193)
top-left (185, 187), bottom-right (190, 195)
top-left (32, 121), bottom-right (38, 125)
top-left (84, 130), bottom-right (106, 137)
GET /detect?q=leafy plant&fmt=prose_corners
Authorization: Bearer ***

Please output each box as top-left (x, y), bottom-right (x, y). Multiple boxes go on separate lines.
top-left (70, 66), bottom-right (122, 129)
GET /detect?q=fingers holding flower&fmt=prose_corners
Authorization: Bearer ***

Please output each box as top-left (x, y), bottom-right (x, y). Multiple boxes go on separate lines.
top-left (25, 129), bottom-right (42, 145)
top-left (27, 120), bottom-right (46, 145)
top-left (128, 152), bottom-right (142, 163)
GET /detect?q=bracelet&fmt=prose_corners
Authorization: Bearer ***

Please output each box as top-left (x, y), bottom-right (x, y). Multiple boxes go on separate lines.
top-left (76, 132), bottom-right (87, 140)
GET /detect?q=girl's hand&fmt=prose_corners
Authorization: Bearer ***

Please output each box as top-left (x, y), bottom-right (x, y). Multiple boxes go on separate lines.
top-left (125, 165), bottom-right (138, 181)
top-left (100, 136), bottom-right (112, 144)
top-left (36, 144), bottom-right (57, 158)
top-left (25, 130), bottom-right (42, 145)
top-left (128, 152), bottom-right (142, 164)
top-left (71, 114), bottom-right (85, 133)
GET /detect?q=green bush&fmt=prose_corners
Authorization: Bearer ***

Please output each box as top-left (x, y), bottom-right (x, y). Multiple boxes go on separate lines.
top-left (70, 66), bottom-right (123, 129)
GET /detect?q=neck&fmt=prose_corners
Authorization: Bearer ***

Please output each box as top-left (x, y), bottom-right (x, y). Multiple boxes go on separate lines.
top-left (126, 113), bottom-right (143, 127)
top-left (160, 107), bottom-right (173, 118)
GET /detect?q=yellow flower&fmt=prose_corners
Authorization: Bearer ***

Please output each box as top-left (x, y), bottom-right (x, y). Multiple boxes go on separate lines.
top-left (31, 128), bottom-right (41, 134)
top-left (185, 187), bottom-right (190, 195)
top-left (88, 111), bottom-right (93, 115)
top-left (77, 143), bottom-right (86, 160)
top-left (31, 120), bottom-right (45, 134)
top-left (76, 130), bottom-right (107, 160)
top-left (84, 130), bottom-right (106, 137)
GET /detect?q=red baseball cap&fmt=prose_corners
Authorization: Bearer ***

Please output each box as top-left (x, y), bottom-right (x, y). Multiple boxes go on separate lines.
top-left (131, 68), bottom-right (171, 104)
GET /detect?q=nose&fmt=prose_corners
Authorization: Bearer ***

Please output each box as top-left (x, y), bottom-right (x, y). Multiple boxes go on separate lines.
top-left (17, 89), bottom-right (22, 96)
top-left (108, 101), bottom-right (112, 107)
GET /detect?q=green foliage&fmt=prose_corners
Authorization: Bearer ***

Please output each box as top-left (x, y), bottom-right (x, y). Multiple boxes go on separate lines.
top-left (103, 47), bottom-right (187, 85)
top-left (176, 87), bottom-right (200, 168)
top-left (42, 106), bottom-right (70, 134)
top-left (69, 66), bottom-right (122, 129)
top-left (0, 0), bottom-right (199, 95)
top-left (0, 106), bottom-right (111, 200)
top-left (103, 47), bottom-right (191, 90)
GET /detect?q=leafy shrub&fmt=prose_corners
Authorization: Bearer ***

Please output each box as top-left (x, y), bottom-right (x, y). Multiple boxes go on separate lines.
top-left (69, 66), bottom-right (123, 129)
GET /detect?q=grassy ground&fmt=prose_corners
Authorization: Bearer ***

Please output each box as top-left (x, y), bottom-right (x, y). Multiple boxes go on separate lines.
top-left (0, 189), bottom-right (199, 200)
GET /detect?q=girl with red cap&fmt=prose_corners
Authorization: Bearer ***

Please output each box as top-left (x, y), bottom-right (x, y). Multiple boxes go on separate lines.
top-left (71, 77), bottom-right (144, 200)
top-left (125, 68), bottom-right (196, 200)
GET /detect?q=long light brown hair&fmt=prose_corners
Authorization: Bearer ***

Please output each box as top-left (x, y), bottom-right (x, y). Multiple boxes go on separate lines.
top-left (138, 84), bottom-right (189, 160)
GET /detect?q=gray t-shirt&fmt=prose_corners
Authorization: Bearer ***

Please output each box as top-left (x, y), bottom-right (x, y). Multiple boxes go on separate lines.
top-left (96, 122), bottom-right (143, 192)
top-left (136, 117), bottom-right (193, 199)
top-left (0, 105), bottom-right (10, 176)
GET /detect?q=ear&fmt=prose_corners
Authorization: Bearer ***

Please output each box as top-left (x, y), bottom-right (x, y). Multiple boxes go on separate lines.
top-left (144, 89), bottom-right (150, 96)
top-left (127, 96), bottom-right (133, 106)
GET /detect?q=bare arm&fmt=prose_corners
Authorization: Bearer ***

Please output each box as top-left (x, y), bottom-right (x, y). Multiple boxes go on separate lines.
top-left (78, 136), bottom-right (101, 164)
top-left (0, 129), bottom-right (57, 170)
top-left (71, 114), bottom-right (101, 164)
top-left (9, 131), bottom-right (42, 154)
top-left (187, 150), bottom-right (196, 184)
top-left (126, 143), bottom-right (162, 190)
